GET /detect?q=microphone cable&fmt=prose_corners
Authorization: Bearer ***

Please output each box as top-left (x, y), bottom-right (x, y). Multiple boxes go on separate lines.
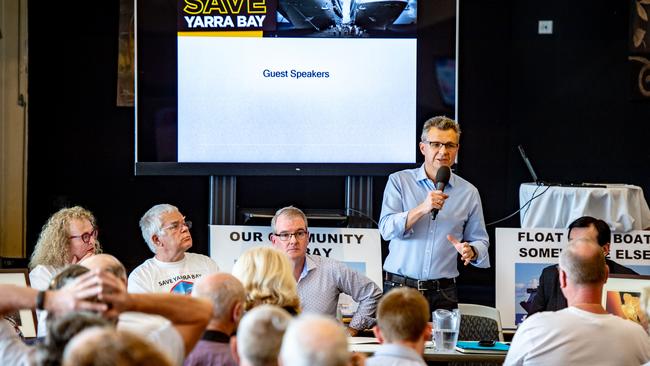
top-left (485, 184), bottom-right (551, 227)
top-left (346, 207), bottom-right (379, 228)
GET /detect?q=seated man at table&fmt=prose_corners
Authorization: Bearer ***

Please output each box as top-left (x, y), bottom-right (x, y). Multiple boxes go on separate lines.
top-left (527, 216), bottom-right (637, 315)
top-left (270, 206), bottom-right (382, 335)
top-left (505, 238), bottom-right (650, 365)
top-left (129, 203), bottom-right (220, 294)
top-left (367, 287), bottom-right (430, 366)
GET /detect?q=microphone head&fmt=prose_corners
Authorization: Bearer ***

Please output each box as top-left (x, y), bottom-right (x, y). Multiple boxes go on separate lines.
top-left (435, 166), bottom-right (451, 185)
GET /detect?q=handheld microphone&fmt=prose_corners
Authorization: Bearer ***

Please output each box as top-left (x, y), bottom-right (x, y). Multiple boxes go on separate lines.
top-left (432, 166), bottom-right (451, 220)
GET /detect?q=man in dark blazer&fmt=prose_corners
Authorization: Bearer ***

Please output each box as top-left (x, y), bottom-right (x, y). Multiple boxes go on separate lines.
top-left (526, 216), bottom-right (637, 315)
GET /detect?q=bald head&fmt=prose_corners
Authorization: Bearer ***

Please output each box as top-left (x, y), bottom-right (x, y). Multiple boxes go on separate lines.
top-left (63, 327), bottom-right (172, 366)
top-left (80, 254), bottom-right (127, 283)
top-left (559, 238), bottom-right (608, 286)
top-left (193, 273), bottom-right (245, 326)
top-left (280, 314), bottom-right (350, 366)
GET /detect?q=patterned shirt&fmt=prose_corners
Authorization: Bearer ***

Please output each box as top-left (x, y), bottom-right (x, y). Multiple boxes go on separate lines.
top-left (297, 255), bottom-right (382, 330)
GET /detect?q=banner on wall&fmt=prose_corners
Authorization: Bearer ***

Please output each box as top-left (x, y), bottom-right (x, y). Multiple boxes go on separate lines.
top-left (209, 225), bottom-right (383, 314)
top-left (496, 228), bottom-right (650, 329)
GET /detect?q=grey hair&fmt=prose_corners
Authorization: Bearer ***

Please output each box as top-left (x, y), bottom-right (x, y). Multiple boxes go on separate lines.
top-left (559, 238), bottom-right (607, 285)
top-left (139, 204), bottom-right (178, 253)
top-left (193, 274), bottom-right (246, 323)
top-left (279, 314), bottom-right (350, 366)
top-left (420, 116), bottom-right (461, 141)
top-left (271, 206), bottom-right (308, 234)
top-left (237, 305), bottom-right (292, 366)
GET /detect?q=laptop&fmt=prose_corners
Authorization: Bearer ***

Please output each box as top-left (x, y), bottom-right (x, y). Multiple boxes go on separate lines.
top-left (517, 145), bottom-right (606, 188)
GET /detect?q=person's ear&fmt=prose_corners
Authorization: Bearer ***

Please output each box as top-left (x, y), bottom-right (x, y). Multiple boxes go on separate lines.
top-left (233, 301), bottom-right (244, 323)
top-left (230, 336), bottom-right (240, 365)
top-left (602, 243), bottom-right (611, 257)
top-left (372, 325), bottom-right (385, 344)
top-left (422, 322), bottom-right (433, 342)
top-left (419, 141), bottom-right (426, 156)
top-left (559, 268), bottom-right (568, 288)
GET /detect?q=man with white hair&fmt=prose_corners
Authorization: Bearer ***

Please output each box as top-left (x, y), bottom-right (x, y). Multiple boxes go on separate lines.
top-left (279, 314), bottom-right (351, 366)
top-left (504, 238), bottom-right (650, 365)
top-left (232, 304), bottom-right (292, 366)
top-left (184, 273), bottom-right (246, 366)
top-left (129, 203), bottom-right (219, 294)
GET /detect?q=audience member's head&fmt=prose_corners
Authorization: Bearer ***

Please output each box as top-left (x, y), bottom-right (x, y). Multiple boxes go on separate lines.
top-left (568, 216), bottom-right (612, 255)
top-left (37, 311), bottom-right (111, 366)
top-left (232, 246), bottom-right (300, 314)
top-left (374, 287), bottom-right (431, 350)
top-left (233, 304), bottom-right (292, 366)
top-left (559, 238), bottom-right (608, 288)
top-left (48, 264), bottom-right (90, 290)
top-left (279, 314), bottom-right (350, 366)
top-left (62, 327), bottom-right (173, 366)
top-left (271, 206), bottom-right (309, 234)
top-left (80, 253), bottom-right (127, 283)
top-left (139, 203), bottom-right (193, 259)
top-left (192, 272), bottom-right (245, 334)
top-left (30, 206), bottom-right (101, 269)
top-left (270, 206), bottom-right (311, 264)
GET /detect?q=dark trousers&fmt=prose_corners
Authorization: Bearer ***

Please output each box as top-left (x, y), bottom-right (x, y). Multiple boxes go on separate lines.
top-left (383, 280), bottom-right (458, 319)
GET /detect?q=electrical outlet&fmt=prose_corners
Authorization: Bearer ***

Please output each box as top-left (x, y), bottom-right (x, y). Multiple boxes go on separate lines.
top-left (538, 20), bottom-right (553, 35)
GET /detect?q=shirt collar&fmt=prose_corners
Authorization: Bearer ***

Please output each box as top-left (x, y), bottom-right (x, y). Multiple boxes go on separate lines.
top-left (298, 254), bottom-right (317, 281)
top-left (201, 330), bottom-right (231, 343)
top-left (416, 164), bottom-right (456, 189)
top-left (374, 343), bottom-right (424, 362)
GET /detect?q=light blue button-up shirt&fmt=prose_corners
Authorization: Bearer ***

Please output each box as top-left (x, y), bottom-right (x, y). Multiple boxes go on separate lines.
top-left (379, 164), bottom-right (490, 280)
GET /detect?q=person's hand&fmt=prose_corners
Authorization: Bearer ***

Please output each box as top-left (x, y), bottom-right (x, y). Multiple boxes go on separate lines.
top-left (346, 327), bottom-right (360, 337)
top-left (46, 270), bottom-right (108, 316)
top-left (71, 251), bottom-right (95, 264)
top-left (423, 190), bottom-right (449, 213)
top-left (93, 270), bottom-right (129, 319)
top-left (447, 235), bottom-right (477, 265)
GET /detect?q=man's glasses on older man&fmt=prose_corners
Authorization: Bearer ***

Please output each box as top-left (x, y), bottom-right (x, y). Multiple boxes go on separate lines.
top-left (160, 219), bottom-right (192, 233)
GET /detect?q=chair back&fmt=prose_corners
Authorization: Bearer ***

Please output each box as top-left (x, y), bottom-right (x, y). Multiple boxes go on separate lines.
top-left (457, 303), bottom-right (504, 342)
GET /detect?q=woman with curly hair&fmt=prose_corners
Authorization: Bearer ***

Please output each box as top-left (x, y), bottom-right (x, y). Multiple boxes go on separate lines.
top-left (29, 206), bottom-right (102, 336)
top-left (232, 246), bottom-right (301, 315)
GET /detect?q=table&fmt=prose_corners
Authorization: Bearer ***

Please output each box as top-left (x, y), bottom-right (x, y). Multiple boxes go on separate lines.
top-left (519, 183), bottom-right (650, 232)
top-left (349, 339), bottom-right (506, 364)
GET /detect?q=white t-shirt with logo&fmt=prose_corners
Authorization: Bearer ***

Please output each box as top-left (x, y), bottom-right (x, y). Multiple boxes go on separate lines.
top-left (127, 253), bottom-right (219, 294)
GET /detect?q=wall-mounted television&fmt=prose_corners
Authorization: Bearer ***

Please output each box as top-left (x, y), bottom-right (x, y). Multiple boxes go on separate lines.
top-left (135, 0), bottom-right (457, 176)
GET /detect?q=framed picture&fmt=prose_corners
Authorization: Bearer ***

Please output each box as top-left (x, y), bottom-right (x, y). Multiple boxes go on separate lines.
top-left (602, 274), bottom-right (650, 326)
top-left (0, 269), bottom-right (37, 338)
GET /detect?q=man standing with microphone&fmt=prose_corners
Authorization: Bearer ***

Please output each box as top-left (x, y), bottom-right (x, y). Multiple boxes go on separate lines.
top-left (379, 116), bottom-right (490, 312)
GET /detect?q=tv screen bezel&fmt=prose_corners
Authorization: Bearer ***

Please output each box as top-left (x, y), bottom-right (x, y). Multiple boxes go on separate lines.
top-left (134, 0), bottom-right (458, 176)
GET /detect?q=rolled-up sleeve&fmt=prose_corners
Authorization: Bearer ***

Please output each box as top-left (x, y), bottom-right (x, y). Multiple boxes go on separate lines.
top-left (336, 261), bottom-right (383, 330)
top-left (465, 190), bottom-right (490, 268)
top-left (379, 175), bottom-right (412, 241)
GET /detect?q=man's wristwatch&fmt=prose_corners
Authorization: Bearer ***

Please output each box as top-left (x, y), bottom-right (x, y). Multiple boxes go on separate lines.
top-left (36, 290), bottom-right (47, 310)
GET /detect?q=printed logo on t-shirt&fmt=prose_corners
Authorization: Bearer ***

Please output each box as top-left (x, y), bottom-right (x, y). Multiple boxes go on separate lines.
top-left (170, 280), bottom-right (194, 294)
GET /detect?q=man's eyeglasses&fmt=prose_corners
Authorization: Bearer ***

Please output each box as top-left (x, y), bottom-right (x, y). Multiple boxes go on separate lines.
top-left (69, 228), bottom-right (98, 244)
top-left (274, 230), bottom-right (309, 242)
top-left (160, 220), bottom-right (192, 233)
top-left (423, 141), bottom-right (459, 150)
